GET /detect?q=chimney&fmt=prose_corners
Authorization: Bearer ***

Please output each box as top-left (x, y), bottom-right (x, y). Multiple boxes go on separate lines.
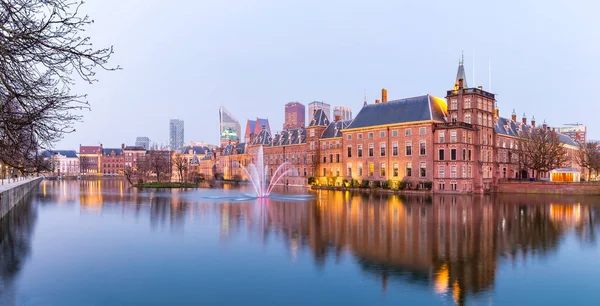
top-left (334, 115), bottom-right (342, 122)
top-left (458, 79), bottom-right (464, 89)
top-left (382, 88), bottom-right (388, 103)
top-left (375, 99), bottom-right (380, 104)
top-left (494, 102), bottom-right (499, 118)
top-left (478, 86), bottom-right (483, 90)
top-left (522, 113), bottom-right (527, 125)
top-left (531, 116), bottom-right (536, 127)
top-left (511, 109), bottom-right (517, 122)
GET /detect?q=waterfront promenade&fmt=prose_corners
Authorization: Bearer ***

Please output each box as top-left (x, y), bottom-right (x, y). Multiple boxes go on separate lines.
top-left (0, 176), bottom-right (43, 219)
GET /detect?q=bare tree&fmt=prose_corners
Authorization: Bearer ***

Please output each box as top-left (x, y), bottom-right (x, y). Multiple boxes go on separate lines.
top-left (517, 128), bottom-right (567, 179)
top-left (575, 141), bottom-right (600, 180)
top-left (173, 155), bottom-right (187, 183)
top-left (0, 0), bottom-right (118, 173)
top-left (147, 149), bottom-right (171, 183)
top-left (124, 166), bottom-right (134, 185)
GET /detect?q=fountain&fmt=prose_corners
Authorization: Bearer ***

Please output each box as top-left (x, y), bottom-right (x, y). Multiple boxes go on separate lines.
top-left (238, 145), bottom-right (292, 198)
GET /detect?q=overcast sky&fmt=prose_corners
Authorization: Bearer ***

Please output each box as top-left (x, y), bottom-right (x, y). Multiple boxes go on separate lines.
top-left (57, 0), bottom-right (600, 149)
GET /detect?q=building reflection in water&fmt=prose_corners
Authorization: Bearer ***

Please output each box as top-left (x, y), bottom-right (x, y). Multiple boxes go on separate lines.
top-left (28, 181), bottom-right (600, 305)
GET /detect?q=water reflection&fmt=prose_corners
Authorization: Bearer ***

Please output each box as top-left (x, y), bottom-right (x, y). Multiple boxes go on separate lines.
top-left (14, 181), bottom-right (600, 304)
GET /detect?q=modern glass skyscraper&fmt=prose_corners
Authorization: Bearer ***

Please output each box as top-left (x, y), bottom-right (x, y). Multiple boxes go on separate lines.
top-left (219, 106), bottom-right (241, 146)
top-left (135, 136), bottom-right (150, 150)
top-left (169, 119), bottom-right (184, 151)
top-left (308, 101), bottom-right (331, 121)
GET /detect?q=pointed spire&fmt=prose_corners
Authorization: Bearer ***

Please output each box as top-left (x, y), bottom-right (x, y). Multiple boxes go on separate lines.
top-left (455, 52), bottom-right (468, 88)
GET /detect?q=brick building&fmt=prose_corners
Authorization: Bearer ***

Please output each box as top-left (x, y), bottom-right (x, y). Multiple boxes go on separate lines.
top-left (79, 145), bottom-right (102, 175)
top-left (101, 146), bottom-right (125, 175)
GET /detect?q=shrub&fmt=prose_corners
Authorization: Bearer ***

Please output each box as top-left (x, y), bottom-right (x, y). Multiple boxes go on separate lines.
top-left (351, 179), bottom-right (360, 188)
top-left (342, 179), bottom-right (350, 187)
top-left (360, 179), bottom-right (370, 188)
top-left (307, 177), bottom-right (317, 185)
top-left (372, 181), bottom-right (381, 188)
top-left (383, 180), bottom-right (394, 190)
top-left (398, 181), bottom-right (406, 190)
top-left (423, 181), bottom-right (433, 190)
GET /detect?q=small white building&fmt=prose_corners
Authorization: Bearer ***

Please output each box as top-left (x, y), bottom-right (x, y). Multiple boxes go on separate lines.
top-left (42, 150), bottom-right (80, 175)
top-left (550, 167), bottom-right (581, 182)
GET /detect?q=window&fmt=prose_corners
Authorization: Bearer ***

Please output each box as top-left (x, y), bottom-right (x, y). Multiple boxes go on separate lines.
top-left (465, 98), bottom-right (471, 108)
top-left (392, 130), bottom-right (398, 137)
top-left (450, 99), bottom-right (457, 110)
top-left (329, 141), bottom-right (333, 149)
top-left (368, 162), bottom-right (374, 177)
top-left (310, 141), bottom-right (315, 150)
top-left (450, 130), bottom-right (457, 143)
top-left (380, 163), bottom-right (386, 177)
top-left (380, 143), bottom-right (386, 156)
top-left (358, 163), bottom-right (363, 176)
top-left (329, 154), bottom-right (333, 163)
top-left (439, 131), bottom-right (445, 143)
top-left (451, 113), bottom-right (457, 123)
top-left (439, 166), bottom-right (445, 178)
top-left (439, 149), bottom-right (445, 161)
top-left (336, 140), bottom-right (340, 148)
top-left (465, 113), bottom-right (471, 124)
top-left (336, 154), bottom-right (340, 163)
top-left (462, 149), bottom-right (466, 161)
top-left (368, 132), bottom-right (374, 139)
top-left (392, 142), bottom-right (398, 156)
top-left (451, 166), bottom-right (457, 178)
top-left (347, 163), bottom-right (352, 176)
top-left (347, 146), bottom-right (352, 158)
top-left (310, 129), bottom-right (315, 137)
top-left (322, 168), bottom-right (326, 176)
top-left (419, 127), bottom-right (426, 135)
top-left (468, 150), bottom-right (472, 161)
top-left (406, 142), bottom-right (412, 156)
top-left (368, 144), bottom-right (374, 157)
top-left (322, 142), bottom-right (327, 150)
top-left (347, 134), bottom-right (352, 140)
top-left (420, 162), bottom-right (426, 177)
top-left (358, 133), bottom-right (363, 139)
top-left (405, 129), bottom-right (412, 136)
top-left (406, 162), bottom-right (412, 177)
top-left (336, 167), bottom-right (340, 176)
top-left (462, 166), bottom-right (466, 178)
top-left (478, 113), bottom-right (482, 125)
top-left (393, 163), bottom-right (399, 177)
top-left (451, 149), bottom-right (457, 161)
top-left (323, 156), bottom-right (327, 163)
top-left (419, 141), bottom-right (426, 155)
top-left (358, 145), bottom-right (363, 157)
top-left (468, 166), bottom-right (472, 178)
top-left (380, 131), bottom-right (385, 137)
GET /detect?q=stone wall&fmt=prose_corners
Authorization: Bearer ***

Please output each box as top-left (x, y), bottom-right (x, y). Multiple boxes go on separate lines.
top-left (498, 181), bottom-right (600, 195)
top-left (0, 178), bottom-right (42, 219)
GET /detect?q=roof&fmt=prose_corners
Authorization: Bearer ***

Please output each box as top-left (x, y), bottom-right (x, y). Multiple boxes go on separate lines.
top-left (256, 118), bottom-right (270, 134)
top-left (80, 146), bottom-right (101, 154)
top-left (247, 120), bottom-right (256, 135)
top-left (221, 143), bottom-right (246, 156)
top-left (268, 128), bottom-right (306, 147)
top-left (102, 148), bottom-right (123, 156)
top-left (455, 59), bottom-right (468, 88)
top-left (252, 129), bottom-right (272, 146)
top-left (180, 146), bottom-right (209, 155)
top-left (124, 145), bottom-right (146, 151)
top-left (41, 150), bottom-right (78, 158)
top-left (494, 117), bottom-right (579, 147)
top-left (346, 95), bottom-right (447, 129)
top-left (321, 119), bottom-right (352, 139)
top-left (308, 109), bottom-right (329, 127)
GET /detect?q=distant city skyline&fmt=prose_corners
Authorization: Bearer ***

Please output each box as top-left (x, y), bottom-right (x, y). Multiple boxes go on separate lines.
top-left (52, 0), bottom-right (599, 149)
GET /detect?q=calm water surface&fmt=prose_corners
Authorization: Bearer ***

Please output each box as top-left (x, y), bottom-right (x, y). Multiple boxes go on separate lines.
top-left (1, 179), bottom-right (599, 305)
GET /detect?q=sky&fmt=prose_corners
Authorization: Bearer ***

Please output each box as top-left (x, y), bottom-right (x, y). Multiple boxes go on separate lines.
top-left (57, 0), bottom-right (600, 149)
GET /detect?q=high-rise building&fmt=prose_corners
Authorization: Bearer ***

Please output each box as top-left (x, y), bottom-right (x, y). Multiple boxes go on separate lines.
top-left (169, 119), bottom-right (184, 151)
top-left (135, 136), bottom-right (150, 150)
top-left (333, 106), bottom-right (352, 121)
top-left (219, 106), bottom-right (241, 146)
top-left (308, 101), bottom-right (331, 121)
top-left (558, 125), bottom-right (587, 144)
top-left (284, 102), bottom-right (305, 130)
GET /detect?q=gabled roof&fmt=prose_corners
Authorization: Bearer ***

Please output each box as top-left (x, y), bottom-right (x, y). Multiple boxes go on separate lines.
top-left (252, 129), bottom-right (272, 146)
top-left (308, 109), bottom-right (329, 127)
top-left (102, 148), bottom-right (123, 156)
top-left (247, 120), bottom-right (257, 134)
top-left (180, 146), bottom-right (209, 155)
top-left (347, 95), bottom-right (447, 129)
top-left (41, 150), bottom-right (78, 158)
top-left (256, 118), bottom-right (270, 134)
top-left (494, 117), bottom-right (579, 147)
top-left (268, 128), bottom-right (306, 147)
top-left (321, 119), bottom-right (352, 139)
top-left (221, 143), bottom-right (246, 156)
top-left (80, 146), bottom-right (101, 154)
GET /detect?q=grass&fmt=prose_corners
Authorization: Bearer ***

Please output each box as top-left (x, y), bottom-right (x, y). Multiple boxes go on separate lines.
top-left (134, 182), bottom-right (197, 188)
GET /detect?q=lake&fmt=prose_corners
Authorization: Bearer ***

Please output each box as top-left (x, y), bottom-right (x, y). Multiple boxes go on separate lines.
top-left (0, 179), bottom-right (598, 305)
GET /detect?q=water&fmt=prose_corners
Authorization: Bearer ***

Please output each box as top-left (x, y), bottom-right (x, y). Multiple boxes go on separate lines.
top-left (1, 179), bottom-right (599, 306)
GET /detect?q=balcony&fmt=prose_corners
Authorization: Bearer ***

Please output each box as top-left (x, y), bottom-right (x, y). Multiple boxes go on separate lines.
top-left (434, 122), bottom-right (473, 130)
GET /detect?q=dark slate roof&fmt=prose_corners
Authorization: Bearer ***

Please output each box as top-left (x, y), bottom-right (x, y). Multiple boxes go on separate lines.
top-left (252, 129), bottom-right (272, 146)
top-left (455, 61), bottom-right (468, 88)
top-left (201, 151), bottom-right (214, 161)
top-left (180, 146), bottom-right (209, 155)
top-left (347, 95), bottom-right (447, 129)
top-left (308, 109), bottom-right (329, 127)
top-left (124, 146), bottom-right (146, 151)
top-left (41, 150), bottom-right (78, 158)
top-left (190, 155), bottom-right (200, 165)
top-left (102, 148), bottom-right (123, 156)
top-left (221, 143), bottom-right (246, 156)
top-left (268, 128), bottom-right (306, 147)
top-left (494, 117), bottom-right (579, 147)
top-left (321, 119), bottom-right (352, 139)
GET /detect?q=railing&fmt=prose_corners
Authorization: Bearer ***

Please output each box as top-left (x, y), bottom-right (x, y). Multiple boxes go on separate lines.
top-left (446, 88), bottom-right (495, 99)
top-left (434, 122), bottom-right (474, 129)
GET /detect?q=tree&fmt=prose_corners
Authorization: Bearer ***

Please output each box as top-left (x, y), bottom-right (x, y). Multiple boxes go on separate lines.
top-left (124, 166), bottom-right (134, 185)
top-left (0, 0), bottom-right (118, 173)
top-left (173, 155), bottom-right (187, 183)
top-left (148, 150), bottom-right (171, 183)
top-left (517, 127), bottom-right (567, 179)
top-left (575, 141), bottom-right (600, 180)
